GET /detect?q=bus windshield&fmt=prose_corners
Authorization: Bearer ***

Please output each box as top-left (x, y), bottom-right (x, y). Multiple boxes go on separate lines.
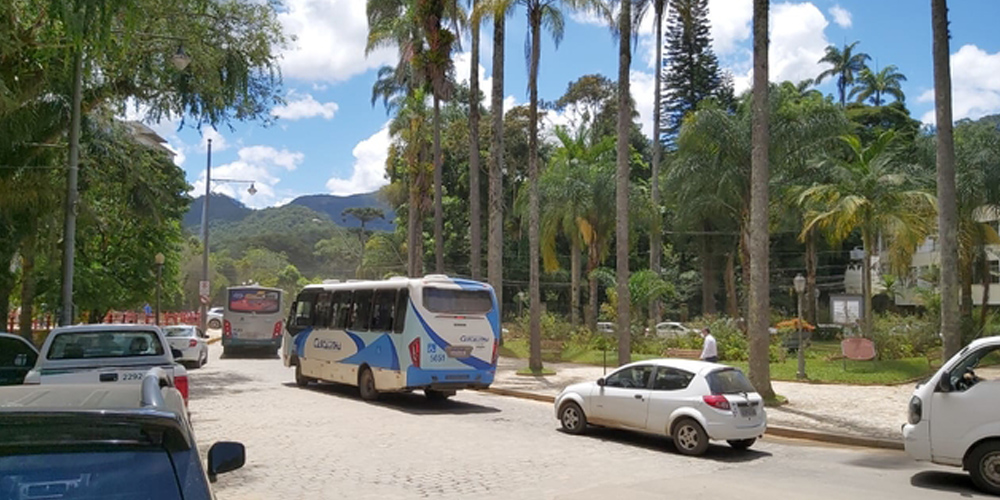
top-left (422, 288), bottom-right (493, 315)
top-left (228, 288), bottom-right (281, 314)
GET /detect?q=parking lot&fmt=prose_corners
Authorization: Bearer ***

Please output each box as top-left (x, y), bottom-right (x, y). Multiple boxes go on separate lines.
top-left (189, 343), bottom-right (987, 500)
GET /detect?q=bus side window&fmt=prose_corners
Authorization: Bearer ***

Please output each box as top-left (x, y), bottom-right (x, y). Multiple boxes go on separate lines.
top-left (314, 292), bottom-right (333, 328)
top-left (393, 289), bottom-right (409, 334)
top-left (351, 290), bottom-right (374, 331)
top-left (293, 294), bottom-right (315, 328)
top-left (332, 291), bottom-right (352, 329)
top-left (371, 290), bottom-right (396, 332)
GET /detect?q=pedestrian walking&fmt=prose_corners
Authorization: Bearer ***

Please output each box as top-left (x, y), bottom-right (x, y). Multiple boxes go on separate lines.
top-left (700, 327), bottom-right (718, 363)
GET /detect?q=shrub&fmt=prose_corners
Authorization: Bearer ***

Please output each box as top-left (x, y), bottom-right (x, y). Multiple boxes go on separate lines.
top-left (871, 313), bottom-right (939, 360)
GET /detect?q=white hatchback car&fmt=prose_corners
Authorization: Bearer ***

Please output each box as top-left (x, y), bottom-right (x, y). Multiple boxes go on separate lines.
top-left (163, 325), bottom-right (209, 368)
top-left (555, 359), bottom-right (767, 455)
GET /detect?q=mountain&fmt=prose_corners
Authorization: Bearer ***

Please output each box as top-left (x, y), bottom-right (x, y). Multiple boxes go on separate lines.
top-left (289, 193), bottom-right (395, 232)
top-left (183, 193), bottom-right (252, 228)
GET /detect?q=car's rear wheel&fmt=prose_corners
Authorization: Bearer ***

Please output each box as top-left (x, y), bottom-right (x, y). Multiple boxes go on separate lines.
top-left (358, 367), bottom-right (379, 401)
top-left (559, 402), bottom-right (587, 435)
top-left (208, 319), bottom-right (221, 329)
top-left (727, 438), bottom-right (756, 450)
top-left (294, 362), bottom-right (312, 388)
top-left (672, 418), bottom-right (710, 456)
top-left (968, 440), bottom-right (1000, 495)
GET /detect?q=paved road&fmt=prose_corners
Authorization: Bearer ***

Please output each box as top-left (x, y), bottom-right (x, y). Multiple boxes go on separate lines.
top-left (188, 345), bottom-right (988, 500)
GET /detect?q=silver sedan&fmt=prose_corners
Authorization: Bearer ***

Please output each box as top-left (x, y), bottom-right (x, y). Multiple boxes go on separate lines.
top-left (163, 325), bottom-right (209, 368)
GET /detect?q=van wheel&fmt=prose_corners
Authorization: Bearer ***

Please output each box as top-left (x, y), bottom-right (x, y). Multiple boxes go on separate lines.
top-left (727, 438), bottom-right (756, 450)
top-left (672, 418), bottom-right (710, 456)
top-left (358, 368), bottom-right (379, 401)
top-left (559, 402), bottom-right (587, 435)
top-left (968, 441), bottom-right (1000, 495)
top-left (294, 363), bottom-right (312, 388)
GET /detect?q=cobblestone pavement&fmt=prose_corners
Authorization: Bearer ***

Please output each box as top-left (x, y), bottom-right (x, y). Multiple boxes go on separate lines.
top-left (187, 346), bottom-right (983, 500)
top-left (492, 357), bottom-right (913, 439)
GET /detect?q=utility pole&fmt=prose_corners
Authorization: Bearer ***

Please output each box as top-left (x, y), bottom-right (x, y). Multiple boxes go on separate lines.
top-left (199, 139), bottom-right (212, 333)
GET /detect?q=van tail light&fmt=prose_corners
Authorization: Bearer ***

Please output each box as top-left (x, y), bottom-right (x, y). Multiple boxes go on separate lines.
top-left (223, 320), bottom-right (232, 338)
top-left (408, 338), bottom-right (421, 368)
top-left (703, 395), bottom-right (731, 411)
top-left (188, 339), bottom-right (197, 348)
top-left (273, 321), bottom-right (283, 338)
top-left (175, 375), bottom-right (189, 407)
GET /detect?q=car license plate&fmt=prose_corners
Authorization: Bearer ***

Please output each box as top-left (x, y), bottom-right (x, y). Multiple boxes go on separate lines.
top-left (739, 406), bottom-right (757, 418)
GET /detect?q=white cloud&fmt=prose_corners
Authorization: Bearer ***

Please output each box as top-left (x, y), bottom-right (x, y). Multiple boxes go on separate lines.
top-left (630, 70), bottom-right (657, 140)
top-left (326, 125), bottom-right (391, 196)
top-left (190, 146), bottom-right (304, 208)
top-left (918, 44), bottom-right (1000, 124)
top-left (708, 0), bottom-right (754, 56)
top-left (828, 4), bottom-right (852, 28)
top-left (272, 93), bottom-right (340, 120)
top-left (278, 0), bottom-right (396, 82)
top-left (453, 51), bottom-right (494, 106)
top-left (730, 2), bottom-right (830, 92)
top-left (200, 128), bottom-right (228, 153)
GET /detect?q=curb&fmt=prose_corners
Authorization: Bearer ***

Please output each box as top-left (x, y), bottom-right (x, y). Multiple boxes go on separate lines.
top-left (480, 387), bottom-right (903, 451)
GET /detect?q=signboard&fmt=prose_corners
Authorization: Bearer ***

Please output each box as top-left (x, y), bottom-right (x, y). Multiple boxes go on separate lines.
top-left (199, 280), bottom-right (211, 305)
top-left (830, 294), bottom-right (863, 325)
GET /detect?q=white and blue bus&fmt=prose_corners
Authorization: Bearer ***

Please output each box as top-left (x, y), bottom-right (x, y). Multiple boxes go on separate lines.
top-left (281, 275), bottom-right (500, 401)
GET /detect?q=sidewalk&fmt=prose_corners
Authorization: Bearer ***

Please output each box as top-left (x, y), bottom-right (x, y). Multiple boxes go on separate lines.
top-left (490, 356), bottom-right (914, 443)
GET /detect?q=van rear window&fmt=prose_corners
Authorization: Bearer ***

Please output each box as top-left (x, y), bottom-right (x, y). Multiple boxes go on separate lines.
top-left (422, 288), bottom-right (493, 315)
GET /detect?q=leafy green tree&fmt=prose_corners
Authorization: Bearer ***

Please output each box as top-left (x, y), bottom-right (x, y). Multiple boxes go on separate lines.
top-left (799, 132), bottom-right (937, 335)
top-left (815, 41), bottom-right (871, 107)
top-left (849, 65), bottom-right (907, 107)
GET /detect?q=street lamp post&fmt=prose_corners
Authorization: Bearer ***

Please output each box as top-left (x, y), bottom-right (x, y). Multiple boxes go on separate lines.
top-left (155, 253), bottom-right (165, 326)
top-left (794, 273), bottom-right (807, 379)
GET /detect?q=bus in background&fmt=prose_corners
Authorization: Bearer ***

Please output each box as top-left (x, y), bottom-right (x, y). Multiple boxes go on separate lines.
top-left (223, 286), bottom-right (284, 356)
top-left (282, 275), bottom-right (499, 401)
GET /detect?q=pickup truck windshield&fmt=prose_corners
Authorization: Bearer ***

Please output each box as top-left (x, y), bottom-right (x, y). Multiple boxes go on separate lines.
top-left (0, 450), bottom-right (182, 500)
top-left (47, 331), bottom-right (165, 360)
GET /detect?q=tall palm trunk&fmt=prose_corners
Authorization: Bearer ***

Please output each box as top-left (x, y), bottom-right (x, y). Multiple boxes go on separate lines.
top-left (861, 228), bottom-right (874, 334)
top-left (408, 179), bottom-right (420, 276)
top-left (469, 5), bottom-right (483, 280)
top-left (615, 0), bottom-right (632, 366)
top-left (587, 251), bottom-right (599, 332)
top-left (748, 0), bottom-right (774, 400)
top-left (570, 237), bottom-right (580, 326)
top-left (649, 0), bottom-right (665, 326)
top-left (805, 229), bottom-right (818, 324)
top-left (488, 13), bottom-right (505, 318)
top-left (18, 233), bottom-right (37, 341)
top-left (433, 96), bottom-right (444, 273)
top-left (725, 251), bottom-right (738, 318)
top-left (932, 0), bottom-right (960, 359)
top-left (527, 11), bottom-right (543, 373)
top-left (700, 232), bottom-right (717, 314)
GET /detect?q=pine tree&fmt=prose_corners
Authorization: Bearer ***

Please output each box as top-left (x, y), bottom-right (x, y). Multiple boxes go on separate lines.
top-left (661, 0), bottom-right (723, 143)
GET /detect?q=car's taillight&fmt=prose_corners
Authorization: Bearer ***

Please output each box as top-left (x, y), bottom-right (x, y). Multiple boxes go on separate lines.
top-left (189, 339), bottom-right (197, 348)
top-left (175, 375), bottom-right (189, 406)
top-left (703, 394), bottom-right (731, 411)
top-left (408, 338), bottom-right (420, 368)
top-left (223, 320), bottom-right (232, 338)
top-left (273, 321), bottom-right (283, 338)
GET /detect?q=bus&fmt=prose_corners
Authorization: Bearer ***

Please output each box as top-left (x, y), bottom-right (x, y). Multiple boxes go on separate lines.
top-left (282, 275), bottom-right (500, 401)
top-left (222, 285), bottom-right (284, 355)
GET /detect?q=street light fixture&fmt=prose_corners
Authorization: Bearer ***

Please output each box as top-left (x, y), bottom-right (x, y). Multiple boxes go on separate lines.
top-left (155, 253), bottom-right (165, 326)
top-left (793, 273), bottom-right (807, 379)
top-left (171, 45), bottom-right (191, 71)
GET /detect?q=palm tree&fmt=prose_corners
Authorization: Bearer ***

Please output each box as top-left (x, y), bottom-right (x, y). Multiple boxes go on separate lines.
top-left (799, 132), bottom-right (937, 336)
top-left (932, 0), bottom-right (960, 360)
top-left (748, 0), bottom-right (774, 400)
top-left (815, 41), bottom-right (871, 106)
top-left (849, 65), bottom-right (907, 107)
top-left (388, 88), bottom-right (433, 276)
top-left (613, 0), bottom-right (633, 365)
top-left (468, 0), bottom-right (483, 280)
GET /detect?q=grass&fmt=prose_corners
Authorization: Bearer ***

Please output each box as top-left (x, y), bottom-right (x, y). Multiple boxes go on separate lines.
top-left (516, 367), bottom-right (557, 376)
top-left (499, 338), bottom-right (935, 385)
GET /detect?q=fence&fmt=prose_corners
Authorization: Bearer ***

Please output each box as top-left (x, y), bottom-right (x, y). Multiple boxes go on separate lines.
top-left (6, 310), bottom-right (202, 332)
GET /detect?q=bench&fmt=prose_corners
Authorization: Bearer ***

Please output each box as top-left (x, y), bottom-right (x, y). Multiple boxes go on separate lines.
top-left (662, 348), bottom-right (701, 360)
top-left (540, 340), bottom-right (564, 361)
top-left (841, 337), bottom-right (876, 370)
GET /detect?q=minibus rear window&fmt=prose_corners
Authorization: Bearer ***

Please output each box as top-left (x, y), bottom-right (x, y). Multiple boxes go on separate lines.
top-left (422, 288), bottom-right (493, 315)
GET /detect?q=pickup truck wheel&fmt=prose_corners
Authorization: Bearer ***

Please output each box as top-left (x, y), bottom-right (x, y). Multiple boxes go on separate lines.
top-left (968, 441), bottom-right (1000, 495)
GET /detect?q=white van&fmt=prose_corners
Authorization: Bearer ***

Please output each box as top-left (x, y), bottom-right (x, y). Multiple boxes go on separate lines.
top-left (902, 336), bottom-right (1000, 495)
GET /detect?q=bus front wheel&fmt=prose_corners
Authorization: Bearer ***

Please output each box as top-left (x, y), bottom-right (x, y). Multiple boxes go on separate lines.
top-left (358, 367), bottom-right (379, 401)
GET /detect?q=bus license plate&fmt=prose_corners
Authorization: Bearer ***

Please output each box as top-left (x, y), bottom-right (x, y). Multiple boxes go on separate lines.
top-left (445, 346), bottom-right (473, 359)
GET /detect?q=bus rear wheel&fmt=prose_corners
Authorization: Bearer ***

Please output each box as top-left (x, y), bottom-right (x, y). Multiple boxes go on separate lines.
top-left (358, 367), bottom-right (379, 401)
top-left (425, 390), bottom-right (454, 401)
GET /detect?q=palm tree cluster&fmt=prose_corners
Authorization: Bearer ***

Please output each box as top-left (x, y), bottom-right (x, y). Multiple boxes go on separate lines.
top-left (815, 41), bottom-right (908, 107)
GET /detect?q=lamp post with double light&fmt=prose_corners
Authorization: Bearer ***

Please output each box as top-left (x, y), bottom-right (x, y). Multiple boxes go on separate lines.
top-left (794, 273), bottom-right (807, 379)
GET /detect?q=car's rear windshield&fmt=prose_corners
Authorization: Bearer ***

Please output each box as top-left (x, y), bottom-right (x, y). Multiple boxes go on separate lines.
top-left (706, 368), bottom-right (756, 394)
top-left (422, 288), bottom-right (493, 315)
top-left (228, 288), bottom-right (281, 314)
top-left (47, 331), bottom-right (164, 360)
top-left (163, 327), bottom-right (194, 338)
top-left (0, 450), bottom-right (182, 499)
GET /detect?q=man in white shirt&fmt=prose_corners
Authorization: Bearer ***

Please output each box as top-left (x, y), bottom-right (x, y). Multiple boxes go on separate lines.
top-left (700, 327), bottom-right (718, 363)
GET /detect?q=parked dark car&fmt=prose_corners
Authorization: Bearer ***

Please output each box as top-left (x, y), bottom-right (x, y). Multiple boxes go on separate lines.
top-left (0, 333), bottom-right (38, 386)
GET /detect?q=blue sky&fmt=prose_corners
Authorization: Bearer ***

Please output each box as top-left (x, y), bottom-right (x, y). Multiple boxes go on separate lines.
top-left (136, 0), bottom-right (1000, 209)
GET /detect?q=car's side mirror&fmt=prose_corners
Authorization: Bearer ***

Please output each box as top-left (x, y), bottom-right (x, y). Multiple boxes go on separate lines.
top-left (171, 348), bottom-right (183, 360)
top-left (937, 372), bottom-right (952, 393)
top-left (597, 377), bottom-right (606, 387)
top-left (208, 441), bottom-right (246, 482)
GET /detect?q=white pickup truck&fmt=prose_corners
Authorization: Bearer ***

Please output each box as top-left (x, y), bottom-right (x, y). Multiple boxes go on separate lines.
top-left (22, 324), bottom-right (190, 406)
